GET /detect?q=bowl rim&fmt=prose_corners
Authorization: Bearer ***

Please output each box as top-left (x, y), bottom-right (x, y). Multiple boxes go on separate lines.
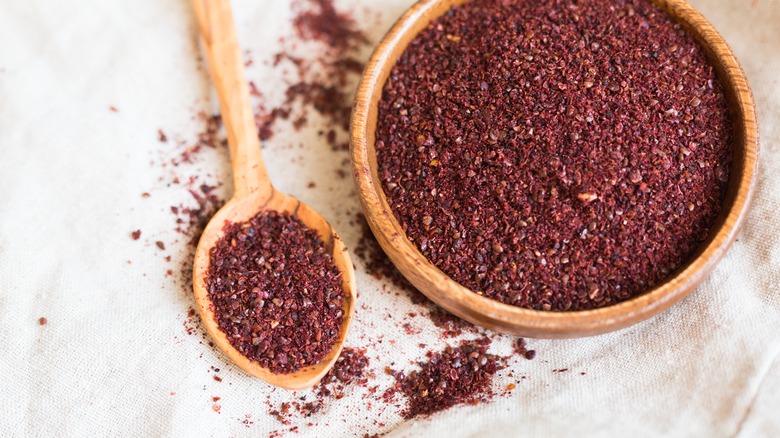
top-left (350, 0), bottom-right (759, 337)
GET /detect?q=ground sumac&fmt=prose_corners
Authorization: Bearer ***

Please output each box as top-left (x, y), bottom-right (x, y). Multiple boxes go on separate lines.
top-left (206, 210), bottom-right (344, 374)
top-left (376, 0), bottom-right (732, 311)
top-left (385, 339), bottom-right (502, 419)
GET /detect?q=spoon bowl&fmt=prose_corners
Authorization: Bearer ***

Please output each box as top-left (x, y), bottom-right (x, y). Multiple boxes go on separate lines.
top-left (190, 0), bottom-right (355, 389)
top-left (193, 192), bottom-right (355, 390)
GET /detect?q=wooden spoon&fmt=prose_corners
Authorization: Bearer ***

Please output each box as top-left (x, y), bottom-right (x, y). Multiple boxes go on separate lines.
top-left (190, 0), bottom-right (356, 390)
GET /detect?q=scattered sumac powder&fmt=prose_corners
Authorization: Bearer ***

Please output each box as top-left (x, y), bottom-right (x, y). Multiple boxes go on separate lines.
top-left (386, 339), bottom-right (502, 419)
top-left (428, 307), bottom-right (477, 338)
top-left (513, 338), bottom-right (536, 360)
top-left (316, 347), bottom-right (370, 398)
top-left (253, 0), bottom-right (369, 151)
top-left (266, 347), bottom-right (370, 423)
top-left (293, 0), bottom-right (369, 54)
top-left (205, 210), bottom-right (345, 374)
top-left (376, 0), bottom-right (733, 311)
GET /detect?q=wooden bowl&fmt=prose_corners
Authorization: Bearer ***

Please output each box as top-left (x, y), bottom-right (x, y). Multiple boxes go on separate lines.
top-left (350, 0), bottom-right (759, 338)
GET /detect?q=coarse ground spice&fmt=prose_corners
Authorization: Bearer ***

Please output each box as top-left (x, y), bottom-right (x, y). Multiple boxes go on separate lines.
top-left (354, 212), bottom-right (488, 339)
top-left (269, 347), bottom-right (371, 424)
top-left (428, 307), bottom-right (477, 338)
top-left (376, 0), bottom-right (733, 311)
top-left (293, 0), bottom-right (369, 54)
top-left (253, 0), bottom-right (369, 150)
top-left (513, 337), bottom-right (536, 360)
top-left (384, 338), bottom-right (503, 419)
top-left (205, 210), bottom-right (345, 374)
top-left (253, 57), bottom-right (359, 149)
top-left (178, 183), bottom-right (226, 247)
top-left (315, 347), bottom-right (370, 398)
top-left (157, 112), bottom-right (227, 249)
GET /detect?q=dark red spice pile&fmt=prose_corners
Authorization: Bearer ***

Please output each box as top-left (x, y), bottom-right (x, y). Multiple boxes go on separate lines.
top-left (376, 0), bottom-right (733, 311)
top-left (385, 339), bottom-right (503, 419)
top-left (205, 210), bottom-right (345, 374)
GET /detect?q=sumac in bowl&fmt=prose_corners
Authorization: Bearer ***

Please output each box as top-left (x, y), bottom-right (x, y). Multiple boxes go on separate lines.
top-left (351, 0), bottom-right (759, 337)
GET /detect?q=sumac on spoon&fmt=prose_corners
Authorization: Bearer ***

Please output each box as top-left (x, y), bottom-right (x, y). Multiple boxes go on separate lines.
top-left (189, 0), bottom-right (355, 389)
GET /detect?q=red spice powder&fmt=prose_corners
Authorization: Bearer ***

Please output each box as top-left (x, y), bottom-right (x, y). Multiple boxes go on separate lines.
top-left (385, 339), bottom-right (503, 419)
top-left (512, 337), bottom-right (536, 360)
top-left (38, 317), bottom-right (48, 326)
top-left (130, 230), bottom-right (141, 240)
top-left (206, 210), bottom-right (345, 374)
top-left (316, 347), bottom-right (370, 397)
top-left (293, 0), bottom-right (369, 54)
top-left (172, 113), bottom-right (223, 166)
top-left (182, 307), bottom-right (200, 336)
top-left (427, 307), bottom-right (477, 338)
top-left (253, 0), bottom-right (369, 150)
top-left (266, 347), bottom-right (370, 423)
top-left (376, 0), bottom-right (733, 311)
top-left (178, 184), bottom-right (226, 248)
top-left (253, 62), bottom-right (362, 151)
top-left (145, 1), bottom-right (546, 428)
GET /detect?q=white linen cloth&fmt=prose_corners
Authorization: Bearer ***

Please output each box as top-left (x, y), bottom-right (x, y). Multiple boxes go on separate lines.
top-left (0, 0), bottom-right (778, 436)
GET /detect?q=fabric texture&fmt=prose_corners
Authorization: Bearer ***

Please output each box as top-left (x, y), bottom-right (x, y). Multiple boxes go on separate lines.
top-left (0, 0), bottom-right (777, 436)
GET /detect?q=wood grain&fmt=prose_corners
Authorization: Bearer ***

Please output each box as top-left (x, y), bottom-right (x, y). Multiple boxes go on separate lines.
top-left (350, 0), bottom-right (759, 338)
top-left (191, 0), bottom-right (356, 389)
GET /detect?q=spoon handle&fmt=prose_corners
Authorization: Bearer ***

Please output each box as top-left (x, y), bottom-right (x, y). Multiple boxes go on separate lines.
top-left (191, 0), bottom-right (271, 199)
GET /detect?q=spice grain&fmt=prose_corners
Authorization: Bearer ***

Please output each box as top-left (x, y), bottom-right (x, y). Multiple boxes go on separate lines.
top-left (386, 339), bottom-right (502, 419)
top-left (376, 0), bottom-right (733, 310)
top-left (206, 211), bottom-right (345, 374)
